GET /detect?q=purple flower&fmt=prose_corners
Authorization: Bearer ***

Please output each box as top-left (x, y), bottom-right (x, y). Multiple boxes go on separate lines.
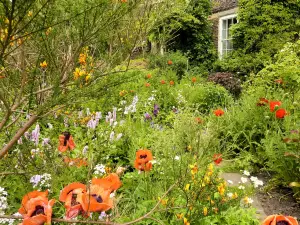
top-left (153, 104), bottom-right (159, 116)
top-left (87, 118), bottom-right (97, 129)
top-left (31, 124), bottom-right (40, 146)
top-left (24, 131), bottom-right (30, 140)
top-left (113, 107), bottom-right (117, 121)
top-left (109, 131), bottom-right (115, 142)
top-left (116, 133), bottom-right (123, 140)
top-left (30, 175), bottom-right (41, 187)
top-left (42, 138), bottom-right (50, 146)
top-left (95, 112), bottom-right (102, 120)
top-left (144, 113), bottom-right (152, 121)
top-left (290, 130), bottom-right (299, 134)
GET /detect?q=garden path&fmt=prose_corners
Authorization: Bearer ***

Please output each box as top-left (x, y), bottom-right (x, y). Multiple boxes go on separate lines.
top-left (220, 170), bottom-right (267, 222)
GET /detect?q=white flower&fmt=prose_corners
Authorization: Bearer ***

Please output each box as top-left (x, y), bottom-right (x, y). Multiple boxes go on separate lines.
top-left (174, 156), bottom-right (180, 161)
top-left (149, 160), bottom-right (157, 165)
top-left (241, 177), bottom-right (248, 183)
top-left (238, 185), bottom-right (245, 190)
top-left (243, 170), bottom-right (250, 176)
top-left (94, 164), bottom-right (106, 175)
top-left (227, 192), bottom-right (233, 198)
top-left (110, 192), bottom-right (115, 198)
top-left (250, 176), bottom-right (258, 182)
top-left (253, 179), bottom-right (264, 188)
top-left (227, 180), bottom-right (233, 184)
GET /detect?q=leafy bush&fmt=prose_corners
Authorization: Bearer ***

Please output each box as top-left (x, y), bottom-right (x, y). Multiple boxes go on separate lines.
top-left (215, 0), bottom-right (300, 74)
top-left (208, 72), bottom-right (242, 98)
top-left (148, 51), bottom-right (188, 80)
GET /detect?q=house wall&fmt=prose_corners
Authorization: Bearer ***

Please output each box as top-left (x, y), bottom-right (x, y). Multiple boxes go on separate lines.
top-left (210, 0), bottom-right (238, 54)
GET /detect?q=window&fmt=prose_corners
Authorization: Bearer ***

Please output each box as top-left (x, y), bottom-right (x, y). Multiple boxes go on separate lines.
top-left (218, 14), bottom-right (237, 57)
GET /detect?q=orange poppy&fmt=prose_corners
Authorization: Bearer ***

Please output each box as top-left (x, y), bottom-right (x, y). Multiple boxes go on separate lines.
top-left (214, 109), bottom-right (224, 117)
top-left (191, 77), bottom-right (197, 83)
top-left (63, 157), bottom-right (88, 167)
top-left (167, 60), bottom-right (173, 65)
top-left (269, 101), bottom-right (282, 112)
top-left (82, 184), bottom-right (113, 213)
top-left (59, 182), bottom-right (87, 219)
top-left (145, 82), bottom-right (151, 87)
top-left (262, 215), bottom-right (298, 225)
top-left (91, 173), bottom-right (122, 192)
top-left (18, 190), bottom-right (55, 225)
top-left (276, 109), bottom-right (288, 119)
top-left (257, 98), bottom-right (268, 106)
top-left (58, 132), bottom-right (75, 153)
top-left (195, 117), bottom-right (203, 124)
top-left (161, 80), bottom-right (166, 85)
top-left (169, 80), bottom-right (175, 86)
top-left (146, 74), bottom-right (152, 79)
top-left (134, 149), bottom-right (153, 171)
top-left (275, 79), bottom-right (283, 84)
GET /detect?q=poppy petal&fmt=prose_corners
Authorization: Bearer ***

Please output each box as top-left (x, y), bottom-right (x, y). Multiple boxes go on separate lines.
top-left (59, 182), bottom-right (86, 202)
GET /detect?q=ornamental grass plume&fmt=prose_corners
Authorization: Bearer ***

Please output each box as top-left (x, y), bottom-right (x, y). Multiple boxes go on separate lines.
top-left (58, 132), bottom-right (75, 153)
top-left (262, 215), bottom-right (298, 225)
top-left (18, 190), bottom-right (55, 225)
top-left (134, 149), bottom-right (153, 171)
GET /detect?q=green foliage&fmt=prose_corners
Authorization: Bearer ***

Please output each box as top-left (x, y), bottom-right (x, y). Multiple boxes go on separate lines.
top-left (216, 0), bottom-right (300, 74)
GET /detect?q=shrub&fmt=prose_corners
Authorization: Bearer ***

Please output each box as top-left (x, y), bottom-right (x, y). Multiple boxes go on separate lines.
top-left (208, 72), bottom-right (242, 98)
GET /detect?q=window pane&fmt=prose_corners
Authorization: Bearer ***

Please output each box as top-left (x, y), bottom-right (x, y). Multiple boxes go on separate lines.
top-left (228, 19), bottom-right (232, 28)
top-left (222, 29), bottom-right (227, 39)
top-left (223, 19), bottom-right (227, 30)
top-left (222, 41), bottom-right (227, 51)
top-left (227, 40), bottom-right (233, 50)
top-left (233, 17), bottom-right (237, 24)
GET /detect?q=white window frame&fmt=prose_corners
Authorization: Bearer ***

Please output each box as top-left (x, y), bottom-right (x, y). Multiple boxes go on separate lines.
top-left (218, 14), bottom-right (237, 58)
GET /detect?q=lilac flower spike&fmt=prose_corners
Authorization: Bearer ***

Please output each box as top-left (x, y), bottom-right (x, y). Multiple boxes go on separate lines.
top-left (113, 107), bottom-right (117, 121)
top-left (31, 124), bottom-right (40, 146)
top-left (153, 104), bottom-right (159, 116)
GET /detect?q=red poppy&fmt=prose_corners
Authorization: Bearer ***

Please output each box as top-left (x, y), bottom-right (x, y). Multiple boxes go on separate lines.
top-left (134, 149), bottom-right (153, 171)
top-left (195, 117), bottom-right (203, 124)
top-left (145, 83), bottom-right (151, 87)
top-left (169, 80), bottom-right (175, 86)
top-left (214, 109), bottom-right (224, 117)
top-left (276, 108), bottom-right (288, 119)
top-left (18, 190), bottom-right (55, 225)
top-left (269, 101), bottom-right (281, 112)
top-left (146, 74), bottom-right (152, 79)
top-left (59, 182), bottom-right (87, 219)
top-left (191, 77), bottom-right (197, 83)
top-left (58, 132), bottom-right (75, 153)
top-left (275, 79), bottom-right (283, 84)
top-left (213, 154), bottom-right (222, 165)
top-left (160, 80), bottom-right (166, 85)
top-left (262, 215), bottom-right (298, 225)
top-left (167, 60), bottom-right (173, 65)
top-left (256, 98), bottom-right (269, 106)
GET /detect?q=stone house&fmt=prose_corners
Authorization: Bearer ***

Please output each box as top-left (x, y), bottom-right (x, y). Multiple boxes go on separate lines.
top-left (210, 0), bottom-right (238, 57)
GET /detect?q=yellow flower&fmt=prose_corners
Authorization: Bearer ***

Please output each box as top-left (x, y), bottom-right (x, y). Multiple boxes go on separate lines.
top-left (208, 163), bottom-right (214, 171)
top-left (187, 145), bottom-right (192, 151)
top-left (203, 207), bottom-right (208, 216)
top-left (204, 176), bottom-right (210, 184)
top-left (184, 184), bottom-right (190, 191)
top-left (232, 192), bottom-right (238, 199)
top-left (85, 74), bottom-right (91, 82)
top-left (40, 61), bottom-right (47, 69)
top-left (28, 11), bottom-right (33, 17)
top-left (183, 217), bottom-right (190, 225)
top-left (158, 197), bottom-right (168, 206)
top-left (79, 53), bottom-right (87, 65)
top-left (210, 200), bottom-right (215, 205)
top-left (176, 213), bottom-right (184, 219)
top-left (45, 27), bottom-right (52, 36)
top-left (189, 164), bottom-right (198, 175)
top-left (217, 183), bottom-right (225, 196)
